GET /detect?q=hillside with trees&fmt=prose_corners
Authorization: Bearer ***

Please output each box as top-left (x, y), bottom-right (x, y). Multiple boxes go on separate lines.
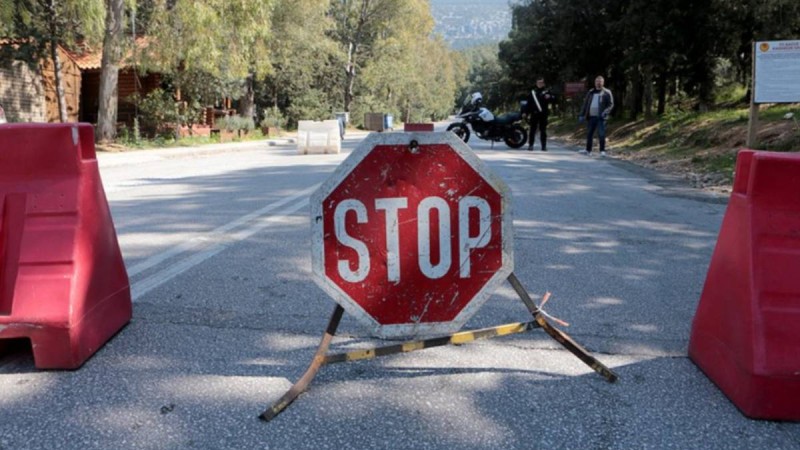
top-left (430, 0), bottom-right (512, 49)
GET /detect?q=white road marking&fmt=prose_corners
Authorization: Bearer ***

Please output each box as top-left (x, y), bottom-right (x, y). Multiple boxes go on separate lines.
top-left (130, 184), bottom-right (318, 300)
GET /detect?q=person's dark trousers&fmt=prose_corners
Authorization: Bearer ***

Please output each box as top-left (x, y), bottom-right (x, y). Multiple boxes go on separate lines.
top-left (586, 116), bottom-right (606, 153)
top-left (528, 114), bottom-right (548, 150)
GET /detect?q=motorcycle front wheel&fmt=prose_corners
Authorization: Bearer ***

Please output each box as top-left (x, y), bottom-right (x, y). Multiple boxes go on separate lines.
top-left (447, 123), bottom-right (470, 143)
top-left (504, 124), bottom-right (527, 149)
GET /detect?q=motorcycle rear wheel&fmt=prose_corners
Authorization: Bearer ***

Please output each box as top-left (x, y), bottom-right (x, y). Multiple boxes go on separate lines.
top-left (447, 123), bottom-right (470, 143)
top-left (504, 124), bottom-right (527, 149)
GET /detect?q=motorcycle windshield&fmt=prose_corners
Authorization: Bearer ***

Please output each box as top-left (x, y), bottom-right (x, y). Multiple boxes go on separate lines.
top-left (477, 108), bottom-right (495, 121)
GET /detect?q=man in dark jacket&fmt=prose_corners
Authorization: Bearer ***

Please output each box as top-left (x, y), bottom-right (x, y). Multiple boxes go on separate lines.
top-left (525, 77), bottom-right (555, 151)
top-left (579, 75), bottom-right (614, 156)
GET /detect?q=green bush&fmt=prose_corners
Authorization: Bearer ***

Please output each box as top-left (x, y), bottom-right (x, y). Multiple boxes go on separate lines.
top-left (118, 117), bottom-right (143, 146)
top-left (285, 88), bottom-right (334, 128)
top-left (260, 107), bottom-right (286, 129)
top-left (134, 89), bottom-right (180, 138)
top-left (239, 115), bottom-right (255, 132)
top-left (217, 115), bottom-right (236, 132)
top-left (218, 115), bottom-right (255, 133)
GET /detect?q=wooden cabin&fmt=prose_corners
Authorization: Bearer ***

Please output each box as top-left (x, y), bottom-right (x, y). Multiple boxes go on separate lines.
top-left (2, 38), bottom-right (230, 135)
top-left (0, 41), bottom-right (82, 122)
top-left (0, 38), bottom-right (162, 126)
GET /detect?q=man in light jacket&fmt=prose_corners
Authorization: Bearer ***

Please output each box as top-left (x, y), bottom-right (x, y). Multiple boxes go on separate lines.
top-left (579, 76), bottom-right (614, 156)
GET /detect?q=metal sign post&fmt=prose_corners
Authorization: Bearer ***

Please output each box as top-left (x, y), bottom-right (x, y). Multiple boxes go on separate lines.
top-left (747, 41), bottom-right (759, 148)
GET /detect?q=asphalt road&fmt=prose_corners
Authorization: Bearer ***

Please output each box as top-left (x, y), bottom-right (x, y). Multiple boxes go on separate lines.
top-left (1, 128), bottom-right (798, 449)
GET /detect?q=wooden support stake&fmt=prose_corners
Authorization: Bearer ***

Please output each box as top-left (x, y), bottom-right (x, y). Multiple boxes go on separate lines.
top-left (507, 273), bottom-right (618, 383)
top-left (259, 305), bottom-right (344, 422)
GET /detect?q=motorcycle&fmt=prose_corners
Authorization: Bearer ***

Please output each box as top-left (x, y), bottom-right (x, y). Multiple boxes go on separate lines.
top-left (446, 92), bottom-right (527, 149)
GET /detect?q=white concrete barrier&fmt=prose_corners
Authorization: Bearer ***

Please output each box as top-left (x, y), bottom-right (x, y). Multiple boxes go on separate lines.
top-left (297, 120), bottom-right (341, 154)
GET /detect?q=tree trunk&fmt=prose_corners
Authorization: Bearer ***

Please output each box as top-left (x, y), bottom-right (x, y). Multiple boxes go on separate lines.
top-left (237, 72), bottom-right (255, 120)
top-left (697, 69), bottom-right (713, 113)
top-left (657, 74), bottom-right (666, 115)
top-left (49, 40), bottom-right (67, 123)
top-left (46, 0), bottom-right (67, 123)
top-left (97, 0), bottom-right (124, 143)
top-left (668, 76), bottom-right (677, 99)
top-left (696, 64), bottom-right (713, 113)
top-left (343, 1), bottom-right (368, 113)
top-left (634, 67), bottom-right (644, 120)
top-left (643, 67), bottom-right (653, 119)
top-left (627, 77), bottom-right (640, 120)
top-left (344, 42), bottom-right (356, 112)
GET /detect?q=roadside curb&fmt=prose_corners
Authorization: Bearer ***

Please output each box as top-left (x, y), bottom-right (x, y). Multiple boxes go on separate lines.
top-left (96, 139), bottom-right (291, 167)
top-left (97, 127), bottom-right (447, 169)
top-left (553, 138), bottom-right (730, 205)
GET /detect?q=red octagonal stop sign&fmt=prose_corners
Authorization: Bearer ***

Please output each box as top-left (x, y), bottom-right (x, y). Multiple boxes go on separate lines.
top-left (311, 132), bottom-right (513, 338)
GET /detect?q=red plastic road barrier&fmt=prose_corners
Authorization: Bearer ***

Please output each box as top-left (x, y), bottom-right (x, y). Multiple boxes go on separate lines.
top-left (689, 149), bottom-right (800, 420)
top-left (0, 124), bottom-right (131, 369)
top-left (403, 123), bottom-right (434, 132)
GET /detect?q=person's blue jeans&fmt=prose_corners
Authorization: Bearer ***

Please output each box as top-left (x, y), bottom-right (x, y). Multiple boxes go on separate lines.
top-left (586, 116), bottom-right (606, 153)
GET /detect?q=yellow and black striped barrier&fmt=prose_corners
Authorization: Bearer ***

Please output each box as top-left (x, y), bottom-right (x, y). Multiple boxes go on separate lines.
top-left (325, 320), bottom-right (539, 364)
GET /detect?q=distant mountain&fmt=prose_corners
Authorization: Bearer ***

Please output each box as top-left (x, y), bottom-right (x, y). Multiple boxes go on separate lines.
top-left (430, 0), bottom-right (514, 50)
